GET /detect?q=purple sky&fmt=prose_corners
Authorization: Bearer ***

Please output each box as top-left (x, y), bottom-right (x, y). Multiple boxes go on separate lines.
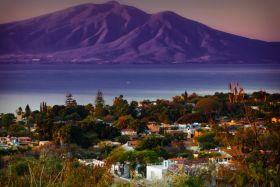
top-left (0, 0), bottom-right (279, 41)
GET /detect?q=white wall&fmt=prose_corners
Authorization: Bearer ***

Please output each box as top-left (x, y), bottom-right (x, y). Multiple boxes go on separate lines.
top-left (146, 165), bottom-right (166, 180)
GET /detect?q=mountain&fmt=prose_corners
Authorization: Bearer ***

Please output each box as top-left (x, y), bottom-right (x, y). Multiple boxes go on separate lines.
top-left (0, 1), bottom-right (279, 64)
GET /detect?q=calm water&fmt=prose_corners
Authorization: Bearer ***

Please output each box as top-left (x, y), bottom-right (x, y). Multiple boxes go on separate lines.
top-left (0, 64), bottom-right (279, 113)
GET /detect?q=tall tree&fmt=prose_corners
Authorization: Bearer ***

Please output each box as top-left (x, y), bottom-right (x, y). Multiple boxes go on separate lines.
top-left (113, 95), bottom-right (129, 118)
top-left (40, 101), bottom-right (47, 113)
top-left (94, 90), bottom-right (105, 118)
top-left (65, 93), bottom-right (77, 107)
top-left (25, 104), bottom-right (32, 133)
top-left (25, 105), bottom-right (31, 117)
top-left (182, 91), bottom-right (188, 102)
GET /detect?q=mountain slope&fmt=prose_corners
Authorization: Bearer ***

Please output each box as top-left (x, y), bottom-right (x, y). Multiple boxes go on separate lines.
top-left (0, 1), bottom-right (279, 64)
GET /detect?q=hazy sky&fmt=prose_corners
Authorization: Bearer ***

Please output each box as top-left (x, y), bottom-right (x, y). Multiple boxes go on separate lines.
top-left (0, 0), bottom-right (279, 41)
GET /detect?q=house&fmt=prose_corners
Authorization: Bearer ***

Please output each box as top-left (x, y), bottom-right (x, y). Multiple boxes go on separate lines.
top-left (121, 129), bottom-right (137, 138)
top-left (127, 140), bottom-right (139, 148)
top-left (0, 137), bottom-right (9, 149)
top-left (272, 117), bottom-right (280, 123)
top-left (147, 123), bottom-right (160, 134)
top-left (194, 131), bottom-right (202, 138)
top-left (221, 147), bottom-right (244, 160)
top-left (160, 123), bottom-right (172, 129)
top-left (146, 159), bottom-right (186, 180)
top-left (78, 159), bottom-right (105, 167)
top-left (0, 137), bottom-right (9, 144)
top-left (146, 164), bottom-right (167, 180)
top-left (184, 158), bottom-right (209, 174)
top-left (122, 141), bottom-right (135, 151)
top-left (18, 137), bottom-right (32, 145)
top-left (209, 151), bottom-right (232, 165)
top-left (168, 157), bottom-right (186, 165)
top-left (111, 162), bottom-right (130, 178)
top-left (0, 144), bottom-right (9, 149)
top-left (183, 141), bottom-right (200, 152)
top-left (39, 141), bottom-right (51, 147)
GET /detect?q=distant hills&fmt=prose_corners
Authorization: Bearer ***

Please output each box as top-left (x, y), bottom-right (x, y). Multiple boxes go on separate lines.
top-left (0, 1), bottom-right (279, 64)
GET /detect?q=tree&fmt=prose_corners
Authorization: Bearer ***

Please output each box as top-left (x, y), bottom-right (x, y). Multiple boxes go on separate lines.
top-left (197, 132), bottom-right (219, 150)
top-left (228, 82), bottom-right (245, 103)
top-left (115, 115), bottom-right (135, 130)
top-left (65, 93), bottom-right (77, 107)
top-left (195, 97), bottom-right (222, 115)
top-left (114, 135), bottom-right (130, 144)
top-left (189, 92), bottom-right (198, 101)
top-left (129, 101), bottom-right (139, 118)
top-left (94, 90), bottom-right (105, 118)
top-left (25, 104), bottom-right (32, 133)
top-left (1, 113), bottom-right (15, 130)
top-left (24, 104), bottom-right (31, 117)
top-left (113, 95), bottom-right (129, 118)
top-left (55, 124), bottom-right (93, 148)
top-left (182, 91), bottom-right (188, 102)
top-left (40, 102), bottom-right (47, 113)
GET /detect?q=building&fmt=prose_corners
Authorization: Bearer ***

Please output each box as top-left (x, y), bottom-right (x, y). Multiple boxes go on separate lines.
top-left (147, 123), bottom-right (160, 134)
top-left (39, 141), bottom-right (51, 147)
top-left (183, 140), bottom-right (200, 152)
top-left (78, 159), bottom-right (105, 167)
top-left (272, 117), bottom-right (280, 123)
top-left (121, 129), bottom-right (137, 138)
top-left (146, 159), bottom-right (186, 180)
top-left (184, 158), bottom-right (209, 174)
top-left (209, 151), bottom-right (232, 165)
top-left (18, 137), bottom-right (32, 145)
top-left (146, 164), bottom-right (167, 180)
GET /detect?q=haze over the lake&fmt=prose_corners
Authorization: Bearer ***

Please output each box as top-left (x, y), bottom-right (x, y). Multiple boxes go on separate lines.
top-left (0, 64), bottom-right (279, 113)
top-left (0, 0), bottom-right (280, 41)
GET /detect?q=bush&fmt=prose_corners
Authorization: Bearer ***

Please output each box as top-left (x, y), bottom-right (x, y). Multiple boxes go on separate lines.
top-left (9, 159), bottom-right (29, 176)
top-left (197, 132), bottom-right (219, 150)
top-left (0, 154), bottom-right (113, 186)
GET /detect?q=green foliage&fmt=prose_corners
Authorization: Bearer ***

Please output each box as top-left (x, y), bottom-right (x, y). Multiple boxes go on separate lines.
top-left (24, 104), bottom-right (31, 117)
top-left (195, 97), bottom-right (222, 114)
top-left (0, 113), bottom-right (15, 129)
top-left (198, 151), bottom-right (221, 158)
top-left (55, 124), bottom-right (100, 148)
top-left (0, 154), bottom-right (113, 187)
top-left (115, 135), bottom-right (130, 144)
top-left (0, 146), bottom-right (32, 156)
top-left (80, 121), bottom-right (121, 140)
top-left (197, 132), bottom-right (219, 150)
top-left (113, 95), bottom-right (129, 118)
top-left (98, 141), bottom-right (116, 158)
top-left (94, 90), bottom-right (106, 118)
top-left (177, 113), bottom-right (207, 123)
top-left (136, 135), bottom-right (164, 150)
top-left (145, 171), bottom-right (206, 187)
top-left (8, 123), bottom-right (28, 136)
top-left (9, 159), bottom-right (29, 176)
top-left (108, 148), bottom-right (159, 170)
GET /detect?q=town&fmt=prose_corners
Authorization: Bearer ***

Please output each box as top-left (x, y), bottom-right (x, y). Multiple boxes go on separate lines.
top-left (0, 83), bottom-right (280, 186)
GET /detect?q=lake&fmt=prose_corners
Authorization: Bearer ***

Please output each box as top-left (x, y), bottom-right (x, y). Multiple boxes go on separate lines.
top-left (0, 64), bottom-right (279, 113)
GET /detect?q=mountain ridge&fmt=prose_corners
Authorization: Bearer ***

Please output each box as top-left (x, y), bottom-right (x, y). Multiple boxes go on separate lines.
top-left (0, 1), bottom-right (279, 64)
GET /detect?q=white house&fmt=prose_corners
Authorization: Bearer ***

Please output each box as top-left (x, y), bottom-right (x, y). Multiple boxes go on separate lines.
top-left (121, 129), bottom-right (137, 137)
top-left (78, 159), bottom-right (105, 167)
top-left (146, 160), bottom-right (172, 180)
top-left (209, 151), bottom-right (232, 165)
top-left (121, 142), bottom-right (134, 151)
top-left (146, 165), bottom-right (167, 180)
